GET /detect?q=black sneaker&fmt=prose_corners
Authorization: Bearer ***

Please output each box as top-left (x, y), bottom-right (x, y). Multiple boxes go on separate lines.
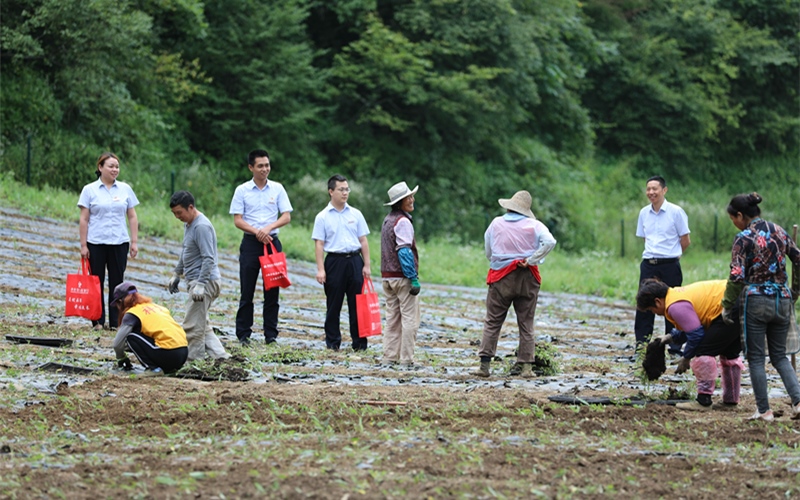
top-left (239, 337), bottom-right (251, 346)
top-left (265, 338), bottom-right (277, 345)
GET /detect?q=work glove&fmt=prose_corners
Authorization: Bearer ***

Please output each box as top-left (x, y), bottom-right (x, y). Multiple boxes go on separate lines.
top-left (657, 333), bottom-right (673, 346)
top-left (721, 308), bottom-right (735, 325)
top-left (675, 357), bottom-right (691, 375)
top-left (168, 273), bottom-right (181, 294)
top-left (191, 283), bottom-right (205, 302)
top-left (117, 357), bottom-right (133, 371)
top-left (409, 278), bottom-right (421, 296)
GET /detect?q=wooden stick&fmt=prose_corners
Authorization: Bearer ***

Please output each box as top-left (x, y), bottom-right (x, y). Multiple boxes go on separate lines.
top-left (792, 225), bottom-right (798, 371)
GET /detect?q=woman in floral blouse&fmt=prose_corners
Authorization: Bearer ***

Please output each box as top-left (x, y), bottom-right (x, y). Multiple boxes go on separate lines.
top-left (722, 192), bottom-right (800, 422)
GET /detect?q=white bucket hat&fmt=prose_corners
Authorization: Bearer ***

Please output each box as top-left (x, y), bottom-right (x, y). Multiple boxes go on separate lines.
top-left (498, 190), bottom-right (535, 219)
top-left (384, 181), bottom-right (419, 206)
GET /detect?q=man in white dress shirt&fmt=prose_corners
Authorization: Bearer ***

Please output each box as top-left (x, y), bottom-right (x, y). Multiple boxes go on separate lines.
top-left (634, 175), bottom-right (691, 349)
top-left (229, 149), bottom-right (293, 345)
top-left (312, 175), bottom-right (371, 351)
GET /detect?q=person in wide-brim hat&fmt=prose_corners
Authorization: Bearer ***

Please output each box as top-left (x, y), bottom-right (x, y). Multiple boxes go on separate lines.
top-left (384, 181), bottom-right (419, 206)
top-left (380, 180), bottom-right (422, 367)
top-left (498, 190), bottom-right (535, 219)
top-left (471, 189), bottom-right (556, 379)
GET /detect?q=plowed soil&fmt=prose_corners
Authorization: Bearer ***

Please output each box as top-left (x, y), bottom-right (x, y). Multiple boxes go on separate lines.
top-left (1, 206), bottom-right (798, 499)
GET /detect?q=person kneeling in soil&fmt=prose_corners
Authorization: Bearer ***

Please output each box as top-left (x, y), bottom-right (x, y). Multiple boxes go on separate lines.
top-left (472, 191), bottom-right (556, 378)
top-left (636, 278), bottom-right (743, 411)
top-left (111, 282), bottom-right (189, 376)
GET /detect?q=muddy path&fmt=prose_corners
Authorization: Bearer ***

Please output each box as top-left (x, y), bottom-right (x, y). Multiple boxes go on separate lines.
top-left (2, 205), bottom-right (800, 499)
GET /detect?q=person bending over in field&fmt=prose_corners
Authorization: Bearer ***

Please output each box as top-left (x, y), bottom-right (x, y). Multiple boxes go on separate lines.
top-left (111, 281), bottom-right (188, 376)
top-left (636, 278), bottom-right (742, 411)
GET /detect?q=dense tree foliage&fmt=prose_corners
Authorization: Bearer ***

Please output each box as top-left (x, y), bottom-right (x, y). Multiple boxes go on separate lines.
top-left (2, 0), bottom-right (797, 248)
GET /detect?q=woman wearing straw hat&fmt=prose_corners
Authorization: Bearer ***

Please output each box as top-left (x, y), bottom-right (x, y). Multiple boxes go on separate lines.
top-left (110, 281), bottom-right (189, 376)
top-left (471, 190), bottom-right (556, 378)
top-left (380, 181), bottom-right (421, 366)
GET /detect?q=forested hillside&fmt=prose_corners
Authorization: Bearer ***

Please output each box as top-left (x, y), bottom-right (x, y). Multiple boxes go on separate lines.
top-left (2, 0), bottom-right (798, 250)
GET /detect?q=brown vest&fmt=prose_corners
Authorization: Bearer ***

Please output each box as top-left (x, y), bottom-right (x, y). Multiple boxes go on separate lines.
top-left (381, 210), bottom-right (418, 278)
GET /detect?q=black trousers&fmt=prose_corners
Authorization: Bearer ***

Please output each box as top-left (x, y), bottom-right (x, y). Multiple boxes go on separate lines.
top-left (324, 253), bottom-right (366, 350)
top-left (694, 314), bottom-right (741, 359)
top-left (87, 242), bottom-right (128, 328)
top-left (236, 234), bottom-right (281, 342)
top-left (127, 332), bottom-right (188, 373)
top-left (634, 259), bottom-right (683, 344)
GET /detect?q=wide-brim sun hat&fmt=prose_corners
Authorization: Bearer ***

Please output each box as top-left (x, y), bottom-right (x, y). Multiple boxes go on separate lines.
top-left (384, 181), bottom-right (419, 206)
top-left (110, 281), bottom-right (138, 306)
top-left (498, 190), bottom-right (535, 219)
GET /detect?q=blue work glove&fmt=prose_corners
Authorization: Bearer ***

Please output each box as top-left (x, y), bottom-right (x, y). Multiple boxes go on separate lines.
top-left (410, 278), bottom-right (421, 296)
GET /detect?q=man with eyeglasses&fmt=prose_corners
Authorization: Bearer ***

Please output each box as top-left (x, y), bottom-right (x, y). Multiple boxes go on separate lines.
top-left (312, 174), bottom-right (372, 351)
top-left (229, 149), bottom-right (293, 345)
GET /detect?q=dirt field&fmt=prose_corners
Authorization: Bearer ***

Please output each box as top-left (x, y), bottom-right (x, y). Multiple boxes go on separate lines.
top-left (1, 206), bottom-right (799, 499)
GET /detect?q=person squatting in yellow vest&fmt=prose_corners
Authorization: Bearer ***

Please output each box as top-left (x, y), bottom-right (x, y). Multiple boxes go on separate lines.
top-left (110, 281), bottom-right (188, 376)
top-left (636, 279), bottom-right (743, 411)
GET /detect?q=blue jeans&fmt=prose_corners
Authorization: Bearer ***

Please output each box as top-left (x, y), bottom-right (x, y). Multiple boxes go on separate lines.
top-left (744, 295), bottom-right (800, 413)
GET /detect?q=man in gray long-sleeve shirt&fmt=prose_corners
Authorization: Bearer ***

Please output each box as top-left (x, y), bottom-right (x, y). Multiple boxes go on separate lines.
top-left (168, 191), bottom-right (228, 361)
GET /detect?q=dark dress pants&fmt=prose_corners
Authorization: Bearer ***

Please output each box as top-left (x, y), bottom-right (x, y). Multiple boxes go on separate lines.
top-left (235, 234), bottom-right (281, 342)
top-left (634, 259), bottom-right (682, 345)
top-left (87, 242), bottom-right (129, 328)
top-left (323, 253), bottom-right (366, 350)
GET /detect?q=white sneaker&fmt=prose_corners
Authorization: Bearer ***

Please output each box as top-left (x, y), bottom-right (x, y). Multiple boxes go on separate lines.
top-left (792, 402), bottom-right (800, 420)
top-left (748, 409), bottom-right (774, 422)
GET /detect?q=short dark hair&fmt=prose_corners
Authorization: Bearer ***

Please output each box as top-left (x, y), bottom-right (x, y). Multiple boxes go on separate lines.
top-left (726, 192), bottom-right (762, 218)
top-left (636, 278), bottom-right (669, 311)
top-left (169, 190), bottom-right (195, 209)
top-left (646, 175), bottom-right (666, 188)
top-left (248, 149), bottom-right (270, 166)
top-left (327, 174), bottom-right (347, 191)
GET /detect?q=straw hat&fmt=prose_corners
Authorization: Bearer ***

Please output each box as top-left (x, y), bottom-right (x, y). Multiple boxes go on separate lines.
top-left (110, 281), bottom-right (138, 306)
top-left (384, 181), bottom-right (419, 206)
top-left (498, 190), bottom-right (535, 219)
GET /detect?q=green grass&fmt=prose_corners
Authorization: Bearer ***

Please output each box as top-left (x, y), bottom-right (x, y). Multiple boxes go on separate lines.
top-left (1, 173), bottom-right (793, 303)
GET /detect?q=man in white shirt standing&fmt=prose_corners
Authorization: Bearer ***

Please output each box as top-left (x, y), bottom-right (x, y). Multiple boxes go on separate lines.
top-left (312, 175), bottom-right (371, 351)
top-left (635, 175), bottom-right (691, 349)
top-left (229, 149), bottom-right (293, 345)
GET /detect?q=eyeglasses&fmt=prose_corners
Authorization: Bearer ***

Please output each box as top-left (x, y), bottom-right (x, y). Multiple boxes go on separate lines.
top-left (335, 187), bottom-right (351, 193)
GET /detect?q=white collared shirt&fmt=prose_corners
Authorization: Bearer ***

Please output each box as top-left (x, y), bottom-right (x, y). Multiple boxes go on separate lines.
top-left (311, 202), bottom-right (369, 253)
top-left (77, 179), bottom-right (139, 245)
top-left (636, 199), bottom-right (690, 258)
top-left (229, 179), bottom-right (293, 232)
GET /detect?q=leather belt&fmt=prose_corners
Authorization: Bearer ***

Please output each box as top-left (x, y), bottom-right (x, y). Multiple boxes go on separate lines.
top-left (328, 251), bottom-right (361, 258)
top-left (644, 257), bottom-right (679, 265)
top-left (244, 233), bottom-right (278, 240)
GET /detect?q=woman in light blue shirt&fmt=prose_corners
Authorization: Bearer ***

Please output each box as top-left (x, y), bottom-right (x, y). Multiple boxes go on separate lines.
top-left (78, 152), bottom-right (139, 330)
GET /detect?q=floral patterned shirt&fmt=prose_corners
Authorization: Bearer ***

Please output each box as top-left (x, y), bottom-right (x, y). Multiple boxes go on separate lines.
top-left (729, 218), bottom-right (800, 298)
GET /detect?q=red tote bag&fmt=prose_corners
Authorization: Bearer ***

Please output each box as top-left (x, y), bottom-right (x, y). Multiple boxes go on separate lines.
top-left (356, 278), bottom-right (382, 338)
top-left (65, 257), bottom-right (102, 320)
top-left (260, 242), bottom-right (291, 290)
